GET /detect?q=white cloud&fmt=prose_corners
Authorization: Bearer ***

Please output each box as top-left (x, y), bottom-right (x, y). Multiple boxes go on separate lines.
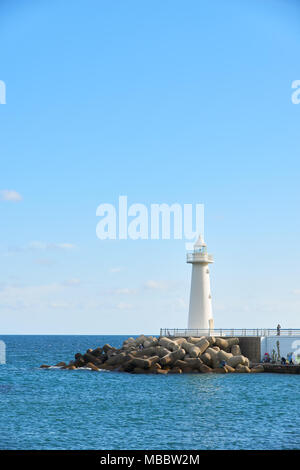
top-left (144, 280), bottom-right (170, 290)
top-left (28, 241), bottom-right (76, 251)
top-left (114, 287), bottom-right (136, 295)
top-left (0, 283), bottom-right (61, 310)
top-left (116, 302), bottom-right (133, 310)
top-left (49, 301), bottom-right (71, 309)
top-left (0, 281), bottom-right (82, 312)
top-left (1, 241), bottom-right (76, 258)
top-left (53, 243), bottom-right (75, 250)
top-left (109, 267), bottom-right (124, 273)
top-left (35, 258), bottom-right (55, 266)
top-left (0, 190), bottom-right (23, 202)
top-left (62, 279), bottom-right (81, 286)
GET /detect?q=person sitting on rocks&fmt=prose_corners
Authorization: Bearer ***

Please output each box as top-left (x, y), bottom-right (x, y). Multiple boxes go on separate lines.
top-left (263, 352), bottom-right (270, 363)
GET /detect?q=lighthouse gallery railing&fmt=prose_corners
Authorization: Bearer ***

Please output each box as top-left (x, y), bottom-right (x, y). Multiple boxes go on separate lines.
top-left (160, 328), bottom-right (300, 337)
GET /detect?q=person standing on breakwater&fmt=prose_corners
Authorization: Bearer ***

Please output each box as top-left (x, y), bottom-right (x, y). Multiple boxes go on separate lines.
top-left (287, 352), bottom-right (295, 365)
top-left (277, 324), bottom-right (281, 336)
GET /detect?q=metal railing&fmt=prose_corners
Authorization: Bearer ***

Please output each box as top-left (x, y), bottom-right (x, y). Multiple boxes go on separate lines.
top-left (160, 328), bottom-right (300, 337)
top-left (186, 253), bottom-right (214, 263)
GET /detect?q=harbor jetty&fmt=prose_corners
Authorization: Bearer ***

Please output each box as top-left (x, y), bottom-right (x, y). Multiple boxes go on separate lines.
top-left (261, 363), bottom-right (300, 374)
top-left (40, 335), bottom-right (266, 374)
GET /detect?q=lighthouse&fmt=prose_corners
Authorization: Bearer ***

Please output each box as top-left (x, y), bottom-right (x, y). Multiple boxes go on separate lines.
top-left (187, 235), bottom-right (214, 331)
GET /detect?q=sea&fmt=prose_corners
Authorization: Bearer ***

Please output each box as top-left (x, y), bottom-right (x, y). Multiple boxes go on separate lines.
top-left (0, 335), bottom-right (299, 450)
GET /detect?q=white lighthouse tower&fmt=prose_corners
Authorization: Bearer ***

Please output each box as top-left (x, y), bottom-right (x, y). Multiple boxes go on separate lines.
top-left (187, 235), bottom-right (214, 331)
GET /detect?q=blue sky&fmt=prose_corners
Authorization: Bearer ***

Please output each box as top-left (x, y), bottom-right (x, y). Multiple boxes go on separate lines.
top-left (1, 0), bottom-right (300, 334)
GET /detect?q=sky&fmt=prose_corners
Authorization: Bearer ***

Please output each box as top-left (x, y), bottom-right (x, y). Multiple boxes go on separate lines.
top-left (0, 0), bottom-right (300, 334)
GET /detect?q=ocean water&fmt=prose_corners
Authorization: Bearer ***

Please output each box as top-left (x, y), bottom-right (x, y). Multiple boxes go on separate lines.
top-left (0, 335), bottom-right (299, 450)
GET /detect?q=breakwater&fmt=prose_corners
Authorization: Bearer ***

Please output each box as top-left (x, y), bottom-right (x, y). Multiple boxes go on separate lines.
top-left (40, 334), bottom-right (265, 374)
top-left (262, 363), bottom-right (300, 374)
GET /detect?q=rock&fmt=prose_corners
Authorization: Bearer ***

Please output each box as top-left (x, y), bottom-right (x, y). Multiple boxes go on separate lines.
top-left (143, 338), bottom-right (158, 348)
top-left (231, 344), bottom-right (241, 356)
top-left (116, 364), bottom-right (129, 372)
top-left (102, 343), bottom-right (113, 353)
top-left (207, 336), bottom-right (216, 346)
top-left (235, 364), bottom-right (251, 373)
top-left (227, 355), bottom-right (248, 368)
top-left (158, 337), bottom-right (180, 352)
top-left (134, 347), bottom-right (158, 358)
top-left (131, 357), bottom-right (151, 369)
top-left (173, 359), bottom-right (188, 368)
top-left (218, 350), bottom-right (233, 363)
top-left (174, 337), bottom-right (188, 346)
top-left (200, 352), bottom-right (212, 367)
top-left (118, 355), bottom-right (136, 372)
top-left (181, 366), bottom-right (193, 373)
top-left (194, 338), bottom-right (210, 355)
top-left (169, 367), bottom-right (183, 374)
top-left (215, 338), bottom-right (229, 350)
top-left (49, 334), bottom-right (253, 375)
top-left (156, 369), bottom-right (169, 375)
top-left (106, 352), bottom-right (127, 366)
top-left (74, 357), bottom-right (85, 367)
top-left (172, 359), bottom-right (196, 373)
top-left (181, 340), bottom-right (201, 358)
top-left (83, 353), bottom-right (102, 366)
top-left (98, 363), bottom-right (115, 371)
top-left (133, 367), bottom-right (149, 374)
top-left (86, 362), bottom-right (100, 371)
top-left (187, 336), bottom-right (205, 344)
top-left (226, 337), bottom-right (239, 347)
top-left (206, 348), bottom-right (220, 368)
top-left (224, 365), bottom-right (236, 373)
top-left (244, 357), bottom-right (250, 367)
top-left (251, 365), bottom-right (264, 373)
top-left (148, 356), bottom-right (160, 367)
top-left (149, 363), bottom-right (162, 373)
top-left (135, 334), bottom-right (148, 345)
top-left (107, 348), bottom-right (118, 358)
top-left (160, 348), bottom-right (185, 366)
top-left (122, 344), bottom-right (135, 351)
top-left (213, 367), bottom-right (228, 373)
top-left (154, 346), bottom-right (171, 358)
top-left (122, 339), bottom-right (137, 349)
top-left (91, 347), bottom-right (103, 357)
top-left (40, 364), bottom-right (51, 368)
top-left (123, 336), bottom-right (136, 344)
top-left (199, 364), bottom-right (213, 373)
top-left (184, 358), bottom-right (203, 370)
